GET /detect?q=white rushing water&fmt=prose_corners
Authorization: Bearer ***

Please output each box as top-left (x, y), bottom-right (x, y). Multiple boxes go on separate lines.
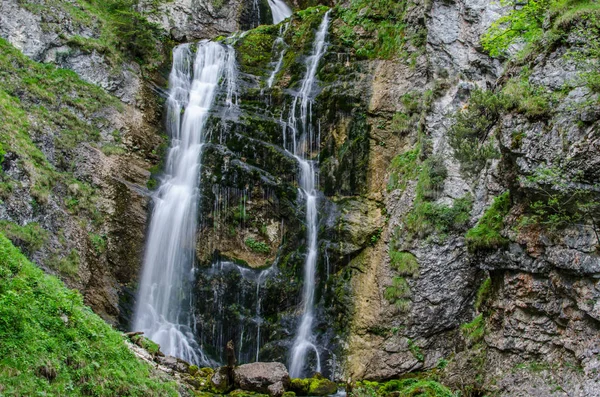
top-left (267, 22), bottom-right (289, 89)
top-left (133, 41), bottom-right (234, 365)
top-left (287, 10), bottom-right (331, 378)
top-left (268, 0), bottom-right (293, 24)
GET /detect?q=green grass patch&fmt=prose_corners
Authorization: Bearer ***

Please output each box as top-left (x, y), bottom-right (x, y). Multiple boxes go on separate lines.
top-left (475, 278), bottom-right (492, 312)
top-left (461, 314), bottom-right (485, 346)
top-left (387, 148), bottom-right (419, 192)
top-left (465, 192), bottom-right (511, 252)
top-left (384, 276), bottom-right (411, 312)
top-left (0, 233), bottom-right (178, 396)
top-left (389, 250), bottom-right (419, 277)
top-left (0, 221), bottom-right (49, 255)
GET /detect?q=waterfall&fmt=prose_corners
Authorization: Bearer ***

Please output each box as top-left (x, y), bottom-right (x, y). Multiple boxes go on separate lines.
top-left (268, 0), bottom-right (292, 24)
top-left (133, 41), bottom-right (234, 365)
top-left (267, 22), bottom-right (289, 89)
top-left (287, 10), bottom-right (331, 379)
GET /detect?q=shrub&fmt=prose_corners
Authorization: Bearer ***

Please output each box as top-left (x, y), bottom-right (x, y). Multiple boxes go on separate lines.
top-left (465, 192), bottom-right (511, 252)
top-left (448, 89), bottom-right (505, 177)
top-left (0, 233), bottom-right (178, 396)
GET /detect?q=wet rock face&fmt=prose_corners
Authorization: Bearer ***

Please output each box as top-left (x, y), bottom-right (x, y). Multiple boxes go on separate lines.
top-left (233, 362), bottom-right (291, 393)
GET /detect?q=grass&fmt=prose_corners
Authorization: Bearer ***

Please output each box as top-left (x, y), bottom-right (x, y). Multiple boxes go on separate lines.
top-left (448, 89), bottom-right (504, 178)
top-left (0, 233), bottom-right (178, 396)
top-left (465, 192), bottom-right (511, 252)
top-left (461, 314), bottom-right (485, 346)
top-left (387, 148), bottom-right (420, 192)
top-left (384, 276), bottom-right (411, 312)
top-left (475, 278), bottom-right (492, 312)
top-left (389, 250), bottom-right (419, 277)
top-left (0, 221), bottom-right (49, 255)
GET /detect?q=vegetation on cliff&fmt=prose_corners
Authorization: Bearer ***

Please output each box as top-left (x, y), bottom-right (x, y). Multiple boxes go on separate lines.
top-left (0, 233), bottom-right (178, 396)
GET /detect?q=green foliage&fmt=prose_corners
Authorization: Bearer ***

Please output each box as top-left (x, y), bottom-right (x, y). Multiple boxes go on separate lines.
top-left (407, 339), bottom-right (424, 362)
top-left (48, 249), bottom-right (81, 276)
top-left (90, 233), bottom-right (107, 255)
top-left (387, 148), bottom-right (420, 192)
top-left (0, 234), bottom-right (178, 396)
top-left (0, 221), bottom-right (49, 255)
top-left (245, 238), bottom-right (271, 254)
top-left (465, 192), bottom-right (511, 252)
top-left (336, 0), bottom-right (409, 59)
top-left (482, 0), bottom-right (552, 58)
top-left (0, 37), bottom-right (117, 210)
top-left (461, 314), bottom-right (485, 346)
top-left (389, 250), bottom-right (419, 277)
top-left (370, 228), bottom-right (382, 245)
top-left (502, 78), bottom-right (551, 119)
top-left (448, 89), bottom-right (505, 177)
top-left (19, 0), bottom-right (166, 67)
top-left (131, 335), bottom-right (160, 355)
top-left (355, 379), bottom-right (454, 397)
top-left (475, 278), bottom-right (492, 312)
top-left (384, 276), bottom-right (411, 312)
top-left (415, 155), bottom-right (448, 201)
top-left (519, 166), bottom-right (600, 232)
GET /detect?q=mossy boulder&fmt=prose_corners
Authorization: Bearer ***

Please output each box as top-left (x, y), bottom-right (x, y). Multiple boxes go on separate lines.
top-left (289, 377), bottom-right (337, 396)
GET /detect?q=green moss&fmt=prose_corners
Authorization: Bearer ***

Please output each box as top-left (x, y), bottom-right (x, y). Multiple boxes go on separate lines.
top-left (465, 192), bottom-right (511, 252)
top-left (236, 25), bottom-right (278, 75)
top-left (354, 378), bottom-right (454, 397)
top-left (290, 377), bottom-right (337, 396)
top-left (131, 335), bottom-right (160, 355)
top-left (0, 233), bottom-right (178, 395)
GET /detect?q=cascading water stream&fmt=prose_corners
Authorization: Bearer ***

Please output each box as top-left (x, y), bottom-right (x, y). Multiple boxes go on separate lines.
top-left (286, 10), bottom-right (331, 379)
top-left (267, 0), bottom-right (293, 24)
top-left (133, 41), bottom-right (234, 365)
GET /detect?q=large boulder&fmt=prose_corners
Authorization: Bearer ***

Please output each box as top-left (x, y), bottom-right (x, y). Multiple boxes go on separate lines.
top-left (233, 362), bottom-right (290, 394)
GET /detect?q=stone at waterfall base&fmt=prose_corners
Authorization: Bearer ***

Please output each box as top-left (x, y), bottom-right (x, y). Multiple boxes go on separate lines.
top-left (233, 362), bottom-right (291, 394)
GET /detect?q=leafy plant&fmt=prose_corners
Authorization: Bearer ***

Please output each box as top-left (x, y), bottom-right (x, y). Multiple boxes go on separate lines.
top-left (448, 89), bottom-right (505, 177)
top-left (245, 238), bottom-right (271, 254)
top-left (461, 314), bottom-right (485, 346)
